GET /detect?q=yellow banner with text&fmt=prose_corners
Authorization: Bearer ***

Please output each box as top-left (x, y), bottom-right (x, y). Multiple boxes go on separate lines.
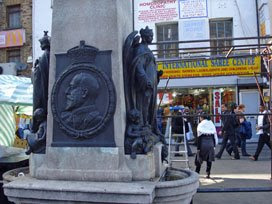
top-left (157, 56), bottom-right (261, 78)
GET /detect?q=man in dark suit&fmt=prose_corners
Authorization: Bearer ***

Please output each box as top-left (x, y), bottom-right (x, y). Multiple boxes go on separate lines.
top-left (250, 105), bottom-right (271, 161)
top-left (216, 103), bottom-right (240, 159)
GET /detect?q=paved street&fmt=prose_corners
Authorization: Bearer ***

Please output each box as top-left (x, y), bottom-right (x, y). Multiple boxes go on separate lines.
top-left (175, 143), bottom-right (272, 204)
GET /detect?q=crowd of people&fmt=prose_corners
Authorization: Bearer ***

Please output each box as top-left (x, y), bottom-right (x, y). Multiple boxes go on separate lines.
top-left (168, 102), bottom-right (271, 178)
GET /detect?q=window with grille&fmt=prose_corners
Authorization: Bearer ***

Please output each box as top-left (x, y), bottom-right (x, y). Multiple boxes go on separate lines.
top-left (7, 5), bottom-right (21, 29)
top-left (210, 19), bottom-right (233, 55)
top-left (156, 23), bottom-right (179, 59)
top-left (7, 49), bottom-right (21, 63)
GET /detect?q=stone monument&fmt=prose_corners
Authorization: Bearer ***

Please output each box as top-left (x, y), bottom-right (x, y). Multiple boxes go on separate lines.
top-left (3, 0), bottom-right (199, 203)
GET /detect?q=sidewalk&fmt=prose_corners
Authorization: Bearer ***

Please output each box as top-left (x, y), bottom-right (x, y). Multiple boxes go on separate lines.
top-left (173, 143), bottom-right (272, 204)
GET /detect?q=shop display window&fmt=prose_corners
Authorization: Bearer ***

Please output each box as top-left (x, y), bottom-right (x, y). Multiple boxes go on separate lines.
top-left (157, 87), bottom-right (236, 136)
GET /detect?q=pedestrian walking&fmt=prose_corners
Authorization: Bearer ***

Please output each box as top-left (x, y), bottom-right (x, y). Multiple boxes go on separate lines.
top-left (226, 104), bottom-right (251, 156)
top-left (216, 102), bottom-right (240, 159)
top-left (250, 105), bottom-right (271, 161)
top-left (195, 113), bottom-right (218, 178)
top-left (238, 104), bottom-right (251, 156)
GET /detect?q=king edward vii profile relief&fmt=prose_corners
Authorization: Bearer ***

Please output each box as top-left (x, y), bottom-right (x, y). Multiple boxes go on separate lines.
top-left (61, 72), bottom-right (103, 130)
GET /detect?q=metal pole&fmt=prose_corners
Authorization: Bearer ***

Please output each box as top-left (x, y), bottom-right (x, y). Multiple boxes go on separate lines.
top-left (269, 58), bottom-right (272, 180)
top-left (158, 77), bottom-right (170, 108)
top-left (254, 73), bottom-right (266, 106)
top-left (151, 36), bottom-right (272, 45)
top-left (255, 0), bottom-right (261, 53)
top-left (132, 0), bottom-right (135, 31)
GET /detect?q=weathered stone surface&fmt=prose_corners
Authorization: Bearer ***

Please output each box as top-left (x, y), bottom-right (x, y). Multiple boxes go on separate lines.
top-left (154, 169), bottom-right (199, 204)
top-left (34, 147), bottom-right (132, 182)
top-left (4, 169), bottom-right (199, 204)
top-left (125, 152), bottom-right (155, 181)
top-left (153, 143), bottom-right (167, 177)
top-left (29, 154), bottom-right (45, 178)
top-left (124, 143), bottom-right (167, 181)
top-left (4, 176), bottom-right (155, 204)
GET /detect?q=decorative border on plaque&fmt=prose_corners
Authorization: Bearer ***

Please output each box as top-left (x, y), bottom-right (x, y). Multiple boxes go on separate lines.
top-left (51, 65), bottom-right (116, 139)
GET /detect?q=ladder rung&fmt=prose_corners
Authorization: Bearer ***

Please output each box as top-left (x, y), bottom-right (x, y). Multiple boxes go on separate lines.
top-left (170, 151), bottom-right (187, 153)
top-left (171, 160), bottom-right (189, 162)
top-left (169, 142), bottom-right (186, 145)
top-left (172, 135), bottom-right (185, 137)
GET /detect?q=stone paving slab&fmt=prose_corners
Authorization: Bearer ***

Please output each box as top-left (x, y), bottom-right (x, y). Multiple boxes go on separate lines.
top-left (173, 143), bottom-right (272, 204)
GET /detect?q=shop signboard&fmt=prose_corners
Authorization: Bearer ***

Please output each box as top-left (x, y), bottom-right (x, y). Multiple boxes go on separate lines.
top-left (0, 29), bottom-right (25, 48)
top-left (179, 0), bottom-right (208, 19)
top-left (213, 90), bottom-right (221, 127)
top-left (157, 56), bottom-right (261, 78)
top-left (135, 0), bottom-right (179, 23)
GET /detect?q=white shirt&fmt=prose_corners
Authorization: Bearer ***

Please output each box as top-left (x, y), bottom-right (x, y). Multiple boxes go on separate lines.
top-left (197, 119), bottom-right (218, 145)
top-left (257, 111), bottom-right (266, 135)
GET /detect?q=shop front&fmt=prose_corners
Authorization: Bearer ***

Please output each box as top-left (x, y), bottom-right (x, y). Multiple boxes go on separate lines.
top-left (158, 86), bottom-right (236, 115)
top-left (157, 83), bottom-right (237, 137)
top-left (157, 56), bottom-right (263, 138)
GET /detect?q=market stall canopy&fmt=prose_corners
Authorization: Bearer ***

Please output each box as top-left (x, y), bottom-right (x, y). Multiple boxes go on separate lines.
top-left (0, 75), bottom-right (33, 146)
top-left (0, 104), bottom-right (16, 146)
top-left (0, 75), bottom-right (33, 106)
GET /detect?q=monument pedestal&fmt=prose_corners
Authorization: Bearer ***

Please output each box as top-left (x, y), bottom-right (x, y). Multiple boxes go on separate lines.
top-left (4, 168), bottom-right (199, 204)
top-left (33, 147), bottom-right (132, 182)
top-left (4, 177), bottom-right (156, 204)
top-left (34, 0), bottom-right (133, 183)
top-left (3, 0), bottom-right (199, 203)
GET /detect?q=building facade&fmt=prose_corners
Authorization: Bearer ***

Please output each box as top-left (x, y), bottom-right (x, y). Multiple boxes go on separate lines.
top-left (0, 0), bottom-right (32, 76)
top-left (258, 0), bottom-right (272, 39)
top-left (134, 0), bottom-right (268, 140)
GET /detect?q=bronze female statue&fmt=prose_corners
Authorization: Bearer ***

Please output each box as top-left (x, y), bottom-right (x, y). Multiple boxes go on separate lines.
top-left (27, 31), bottom-right (50, 154)
top-left (123, 27), bottom-right (167, 161)
top-left (32, 31), bottom-right (50, 133)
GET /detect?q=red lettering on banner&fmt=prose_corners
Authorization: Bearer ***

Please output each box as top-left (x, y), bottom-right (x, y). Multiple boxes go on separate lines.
top-left (215, 108), bottom-right (220, 123)
top-left (215, 100), bottom-right (220, 107)
top-left (137, 0), bottom-right (178, 23)
top-left (213, 90), bottom-right (222, 127)
top-left (214, 92), bottom-right (220, 100)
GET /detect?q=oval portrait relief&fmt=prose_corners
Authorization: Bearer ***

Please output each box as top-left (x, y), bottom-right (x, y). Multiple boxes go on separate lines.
top-left (51, 65), bottom-right (116, 139)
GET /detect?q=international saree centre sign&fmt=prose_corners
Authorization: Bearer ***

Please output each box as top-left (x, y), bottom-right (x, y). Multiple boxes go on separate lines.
top-left (157, 56), bottom-right (261, 78)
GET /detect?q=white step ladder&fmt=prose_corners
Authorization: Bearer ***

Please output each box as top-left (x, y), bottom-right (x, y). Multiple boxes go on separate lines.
top-left (165, 117), bottom-right (190, 169)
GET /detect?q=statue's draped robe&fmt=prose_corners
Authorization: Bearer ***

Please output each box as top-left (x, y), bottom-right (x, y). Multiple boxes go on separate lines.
top-left (130, 44), bottom-right (158, 129)
top-left (32, 50), bottom-right (50, 132)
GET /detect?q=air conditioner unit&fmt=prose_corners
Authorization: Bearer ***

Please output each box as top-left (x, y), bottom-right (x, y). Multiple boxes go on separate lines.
top-left (0, 63), bottom-right (17, 75)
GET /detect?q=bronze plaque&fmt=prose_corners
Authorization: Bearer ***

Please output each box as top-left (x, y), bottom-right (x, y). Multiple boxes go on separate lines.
top-left (51, 41), bottom-right (116, 147)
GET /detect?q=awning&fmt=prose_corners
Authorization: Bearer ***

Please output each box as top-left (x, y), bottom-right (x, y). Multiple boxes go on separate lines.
top-left (0, 75), bottom-right (33, 106)
top-left (0, 104), bottom-right (16, 146)
top-left (0, 75), bottom-right (33, 146)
